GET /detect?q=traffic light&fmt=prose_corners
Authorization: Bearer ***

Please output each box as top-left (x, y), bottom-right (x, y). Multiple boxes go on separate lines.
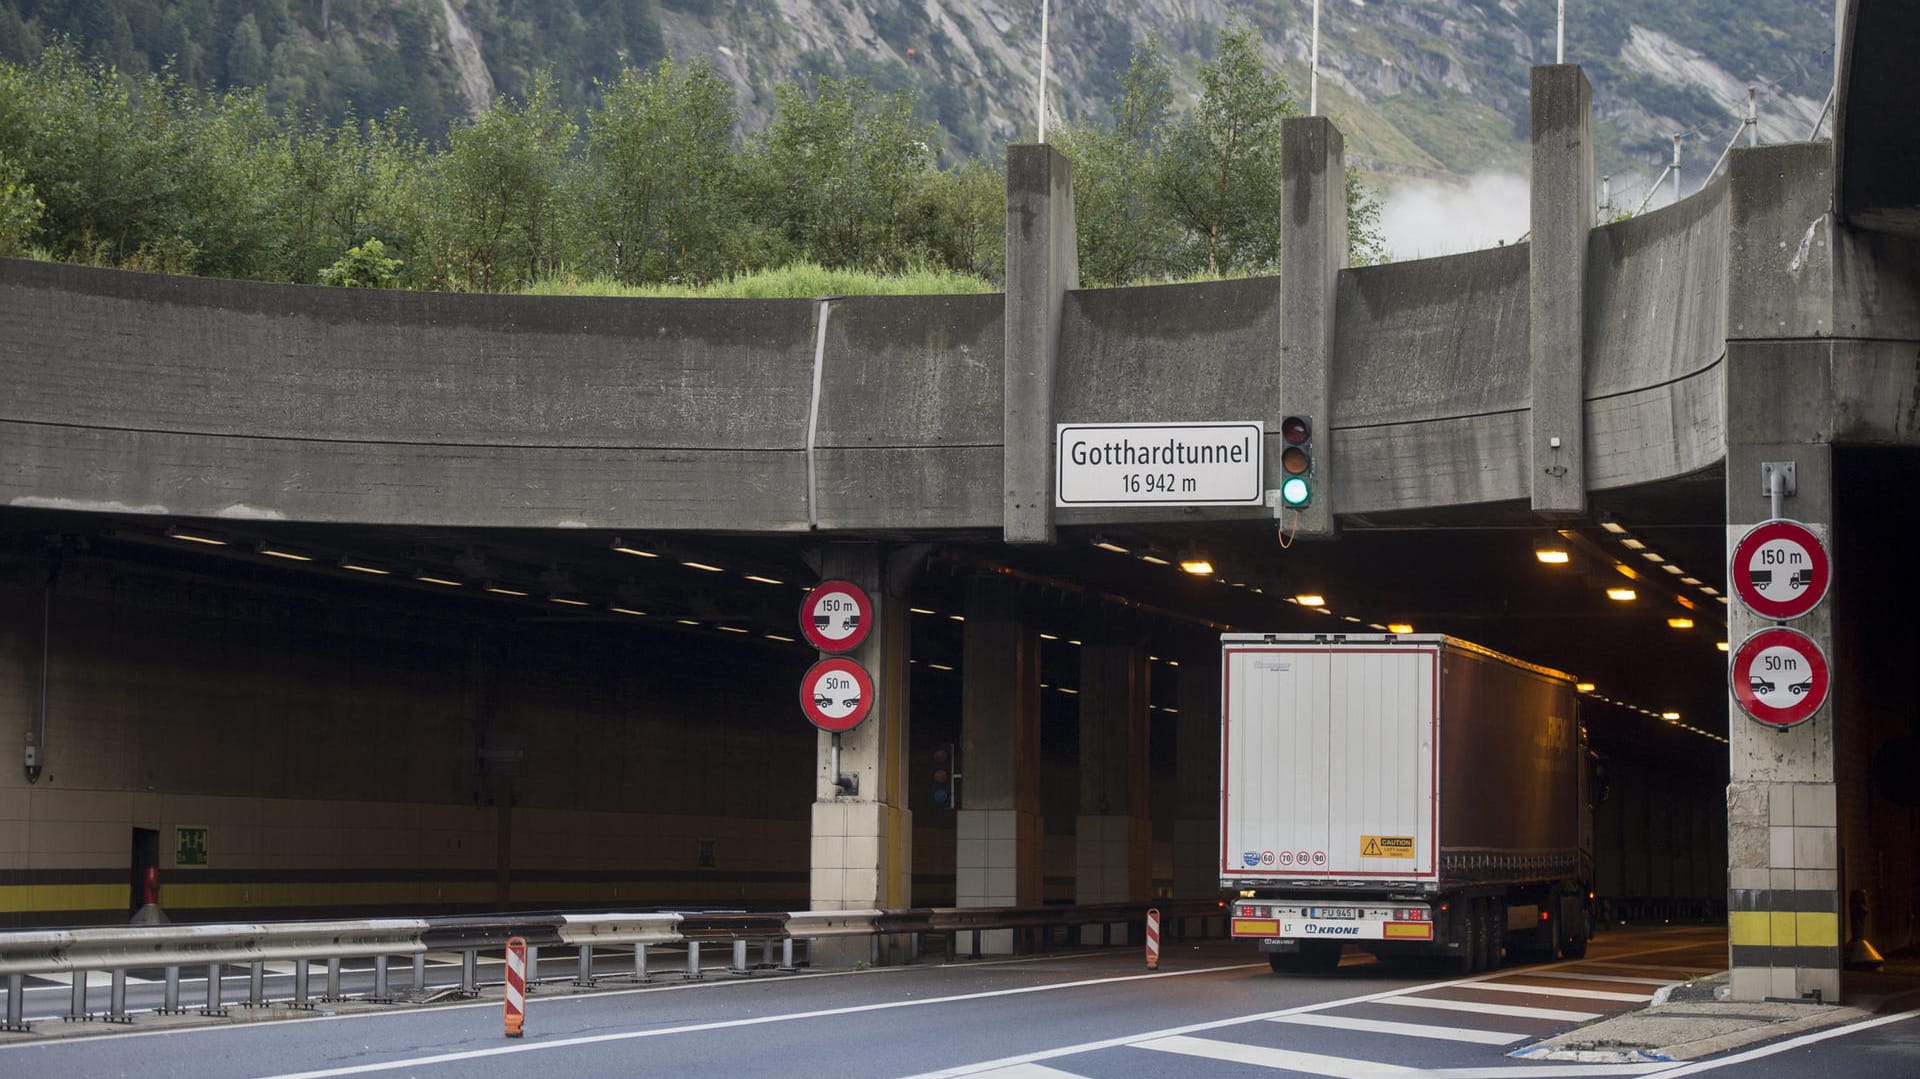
top-left (1279, 414), bottom-right (1313, 508)
top-left (931, 743), bottom-right (957, 809)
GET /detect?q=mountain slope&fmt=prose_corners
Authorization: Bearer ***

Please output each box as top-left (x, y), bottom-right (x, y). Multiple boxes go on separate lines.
top-left (0, 0), bottom-right (1834, 188)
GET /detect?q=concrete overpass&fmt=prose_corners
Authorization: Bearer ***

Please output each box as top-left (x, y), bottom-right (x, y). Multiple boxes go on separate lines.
top-left (1, 0), bottom-right (1915, 1003)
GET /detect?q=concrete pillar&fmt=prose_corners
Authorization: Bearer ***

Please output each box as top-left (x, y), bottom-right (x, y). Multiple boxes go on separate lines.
top-left (1277, 117), bottom-right (1347, 538)
top-left (1076, 640), bottom-right (1150, 943)
top-left (1723, 142), bottom-right (1841, 1003)
top-left (955, 577), bottom-right (1043, 953)
top-left (1003, 144), bottom-right (1078, 545)
top-left (1172, 639), bottom-right (1222, 899)
top-left (810, 543), bottom-right (912, 963)
top-left (1528, 64), bottom-right (1594, 517)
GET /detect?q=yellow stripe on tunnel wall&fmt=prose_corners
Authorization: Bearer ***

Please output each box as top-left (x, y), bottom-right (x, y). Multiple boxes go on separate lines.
top-left (1728, 910), bottom-right (1838, 948)
top-left (0, 884), bottom-right (126, 914)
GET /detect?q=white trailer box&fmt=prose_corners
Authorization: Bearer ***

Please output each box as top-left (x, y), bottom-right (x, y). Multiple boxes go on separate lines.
top-left (1220, 633), bottom-right (1590, 973)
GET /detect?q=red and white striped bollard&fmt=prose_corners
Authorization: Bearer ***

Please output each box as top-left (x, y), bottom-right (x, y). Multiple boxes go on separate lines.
top-left (1145, 907), bottom-right (1161, 970)
top-left (504, 936), bottom-right (528, 1038)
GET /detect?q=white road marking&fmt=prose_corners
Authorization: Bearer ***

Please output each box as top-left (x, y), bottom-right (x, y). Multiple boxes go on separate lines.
top-left (1271, 1012), bottom-right (1527, 1045)
top-left (1138, 1035), bottom-right (1423, 1076)
top-left (964, 1066), bottom-right (1090, 1079)
top-left (237, 963), bottom-right (1264, 1078)
top-left (1516, 972), bottom-right (1677, 987)
top-left (1380, 994), bottom-right (1600, 1022)
top-left (1652, 1008), bottom-right (1920, 1076)
top-left (1459, 981), bottom-right (1650, 1002)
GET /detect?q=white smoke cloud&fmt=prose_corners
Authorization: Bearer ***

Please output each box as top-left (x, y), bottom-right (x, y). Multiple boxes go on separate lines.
top-left (1377, 169), bottom-right (1682, 261)
top-left (1377, 173), bottom-right (1530, 261)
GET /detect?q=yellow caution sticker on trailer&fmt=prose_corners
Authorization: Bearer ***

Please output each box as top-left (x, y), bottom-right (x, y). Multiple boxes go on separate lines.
top-left (1360, 835), bottom-right (1415, 858)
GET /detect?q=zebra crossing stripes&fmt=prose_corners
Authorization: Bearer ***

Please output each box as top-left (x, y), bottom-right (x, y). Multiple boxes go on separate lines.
top-left (1270, 1011), bottom-right (1529, 1045)
top-left (1138, 1035), bottom-right (1425, 1077)
top-left (1378, 994), bottom-right (1601, 1022)
top-left (1451, 980), bottom-right (1652, 1002)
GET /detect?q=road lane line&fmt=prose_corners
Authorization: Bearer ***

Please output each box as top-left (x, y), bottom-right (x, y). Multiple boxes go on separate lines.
top-left (1137, 1035), bottom-right (1424, 1076)
top-left (1270, 1012), bottom-right (1527, 1045)
top-left (1379, 995), bottom-right (1600, 1022)
top-left (244, 963), bottom-right (1266, 1079)
top-left (1511, 972), bottom-right (1677, 987)
top-left (964, 1066), bottom-right (1090, 1079)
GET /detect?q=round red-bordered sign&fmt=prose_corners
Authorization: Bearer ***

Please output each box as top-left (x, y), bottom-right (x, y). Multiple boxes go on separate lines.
top-left (800, 657), bottom-right (874, 732)
top-left (799, 580), bottom-right (873, 652)
top-left (1730, 519), bottom-right (1830, 621)
top-left (1729, 626), bottom-right (1829, 729)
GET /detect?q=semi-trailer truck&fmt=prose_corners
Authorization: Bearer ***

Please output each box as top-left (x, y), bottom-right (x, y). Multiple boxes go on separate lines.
top-left (1221, 633), bottom-right (1595, 974)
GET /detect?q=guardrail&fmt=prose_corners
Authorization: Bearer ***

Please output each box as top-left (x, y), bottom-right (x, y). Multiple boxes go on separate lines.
top-left (0, 899), bottom-right (1225, 1032)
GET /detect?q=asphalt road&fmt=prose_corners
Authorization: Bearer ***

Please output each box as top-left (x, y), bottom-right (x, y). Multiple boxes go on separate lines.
top-left (1, 926), bottom-right (1912, 1079)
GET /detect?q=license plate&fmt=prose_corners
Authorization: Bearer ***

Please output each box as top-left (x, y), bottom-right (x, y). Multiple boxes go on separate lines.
top-left (1307, 907), bottom-right (1361, 919)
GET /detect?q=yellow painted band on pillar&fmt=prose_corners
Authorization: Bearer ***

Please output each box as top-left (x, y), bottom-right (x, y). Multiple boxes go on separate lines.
top-left (1795, 911), bottom-right (1839, 947)
top-left (1770, 911), bottom-right (1798, 946)
top-left (1728, 911), bottom-right (1772, 947)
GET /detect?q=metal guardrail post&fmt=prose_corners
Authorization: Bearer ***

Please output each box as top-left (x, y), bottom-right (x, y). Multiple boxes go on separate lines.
top-left (730, 940), bottom-right (748, 975)
top-left (293, 959), bottom-right (311, 1009)
top-left (67, 971), bottom-right (87, 1022)
top-left (461, 950), bottom-right (478, 996)
top-left (411, 953), bottom-right (426, 997)
top-left (5, 973), bottom-right (25, 1031)
top-left (779, 939), bottom-right (796, 973)
top-left (575, 944), bottom-right (595, 987)
top-left (970, 930), bottom-right (981, 960)
top-left (203, 963), bottom-right (226, 1016)
top-left (108, 969), bottom-right (131, 1023)
top-left (525, 946), bottom-right (539, 994)
top-left (162, 965), bottom-right (181, 1013)
top-left (325, 957), bottom-right (342, 1001)
top-left (762, 939), bottom-right (774, 971)
top-left (909, 932), bottom-right (921, 964)
top-left (249, 960), bottom-right (265, 1007)
top-left (372, 955), bottom-right (390, 1002)
top-left (685, 941), bottom-right (702, 981)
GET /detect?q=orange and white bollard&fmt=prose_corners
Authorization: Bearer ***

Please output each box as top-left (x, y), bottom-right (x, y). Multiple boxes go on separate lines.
top-left (1145, 908), bottom-right (1161, 971)
top-left (504, 936), bottom-right (528, 1038)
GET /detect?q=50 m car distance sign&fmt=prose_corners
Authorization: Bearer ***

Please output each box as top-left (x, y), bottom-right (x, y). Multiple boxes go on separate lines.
top-left (1729, 626), bottom-right (1829, 729)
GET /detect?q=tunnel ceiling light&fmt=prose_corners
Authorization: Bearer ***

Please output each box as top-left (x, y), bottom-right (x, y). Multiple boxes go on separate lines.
top-left (611, 538), bottom-right (659, 558)
top-left (1700, 586), bottom-right (1720, 595)
top-left (743, 575), bottom-right (784, 586)
top-left (1675, 595), bottom-right (1697, 610)
top-left (549, 596), bottom-right (589, 607)
top-left (1179, 557), bottom-right (1216, 575)
top-left (1093, 537), bottom-right (1130, 554)
top-left (1576, 682), bottom-right (1596, 693)
top-left (256, 543), bottom-right (313, 562)
top-left (1138, 554), bottom-right (1170, 566)
top-left (1614, 563), bottom-right (1640, 580)
top-left (676, 619), bottom-right (700, 626)
top-left (611, 607), bottom-right (647, 617)
top-left (1387, 622), bottom-right (1414, 634)
top-left (1661, 711), bottom-right (1681, 721)
top-left (1040, 632), bottom-right (1059, 641)
top-left (1680, 577), bottom-right (1702, 586)
top-left (1294, 593), bottom-right (1326, 607)
top-left (1661, 563), bottom-right (1686, 575)
top-left (911, 608), bottom-right (937, 615)
top-left (1640, 551), bottom-right (1666, 563)
top-left (338, 559), bottom-right (391, 576)
top-left (1600, 520), bottom-right (1628, 534)
top-left (1607, 587), bottom-right (1637, 601)
top-left (949, 614), bottom-right (965, 622)
top-left (1667, 617), bottom-right (1695, 629)
top-left (1166, 659), bottom-right (1179, 666)
top-left (414, 572), bottom-right (463, 587)
top-left (716, 625), bottom-right (750, 634)
top-left (929, 663), bottom-right (954, 671)
top-left (764, 633), bottom-right (795, 642)
top-left (1716, 641), bottom-right (1731, 652)
top-left (1068, 639), bottom-right (1083, 647)
top-left (485, 582), bottom-right (530, 597)
top-left (1620, 538), bottom-right (1646, 550)
top-left (1056, 686), bottom-right (1078, 695)
top-left (1533, 541), bottom-right (1571, 564)
top-left (681, 561), bottom-right (725, 573)
top-left (166, 526), bottom-right (228, 546)
top-left (1343, 615), bottom-right (1363, 623)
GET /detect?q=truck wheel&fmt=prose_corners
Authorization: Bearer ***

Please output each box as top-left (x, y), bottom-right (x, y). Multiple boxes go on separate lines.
top-left (1454, 899), bottom-right (1485, 974)
top-left (1561, 929), bottom-right (1589, 959)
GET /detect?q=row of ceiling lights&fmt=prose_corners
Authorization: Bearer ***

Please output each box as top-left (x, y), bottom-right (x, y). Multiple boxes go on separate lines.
top-left (1091, 533), bottom-right (1727, 746)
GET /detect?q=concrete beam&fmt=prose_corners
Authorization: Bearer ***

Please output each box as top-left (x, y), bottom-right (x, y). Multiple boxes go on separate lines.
top-left (1003, 145), bottom-right (1078, 544)
top-left (1529, 65), bottom-right (1595, 517)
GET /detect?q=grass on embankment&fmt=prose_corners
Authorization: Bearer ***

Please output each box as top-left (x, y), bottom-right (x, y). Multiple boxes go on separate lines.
top-left (519, 261), bottom-right (999, 299)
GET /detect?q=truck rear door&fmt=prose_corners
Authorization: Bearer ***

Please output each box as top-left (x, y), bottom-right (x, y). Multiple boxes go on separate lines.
top-left (1221, 639), bottom-right (1438, 882)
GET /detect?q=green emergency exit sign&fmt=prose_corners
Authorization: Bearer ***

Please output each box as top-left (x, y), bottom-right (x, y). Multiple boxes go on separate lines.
top-left (175, 825), bottom-right (209, 867)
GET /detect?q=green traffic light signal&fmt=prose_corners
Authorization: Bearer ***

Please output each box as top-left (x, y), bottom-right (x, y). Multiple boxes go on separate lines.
top-left (1281, 476), bottom-right (1310, 507)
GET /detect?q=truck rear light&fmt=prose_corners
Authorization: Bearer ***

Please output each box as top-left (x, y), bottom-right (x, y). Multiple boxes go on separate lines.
top-left (1541, 910), bottom-right (1551, 921)
top-left (1392, 908), bottom-right (1429, 921)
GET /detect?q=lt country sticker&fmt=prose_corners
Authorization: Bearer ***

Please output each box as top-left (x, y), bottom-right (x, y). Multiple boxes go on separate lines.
top-left (1360, 835), bottom-right (1416, 858)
